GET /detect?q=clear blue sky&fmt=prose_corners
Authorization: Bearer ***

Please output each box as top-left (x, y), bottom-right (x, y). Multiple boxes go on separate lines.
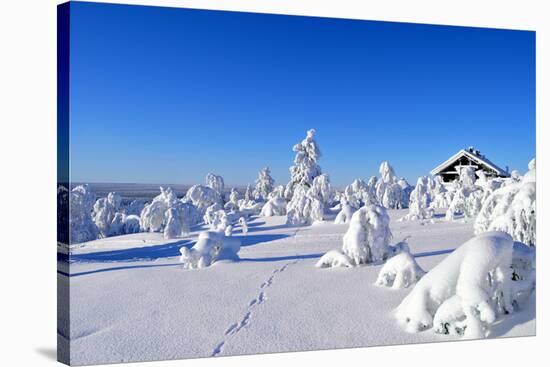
top-left (69, 2), bottom-right (535, 187)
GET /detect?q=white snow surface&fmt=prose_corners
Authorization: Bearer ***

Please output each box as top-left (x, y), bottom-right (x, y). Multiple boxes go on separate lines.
top-left (62, 209), bottom-right (535, 365)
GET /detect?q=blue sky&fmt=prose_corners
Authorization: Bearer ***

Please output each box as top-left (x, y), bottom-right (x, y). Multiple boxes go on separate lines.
top-left (69, 2), bottom-right (535, 187)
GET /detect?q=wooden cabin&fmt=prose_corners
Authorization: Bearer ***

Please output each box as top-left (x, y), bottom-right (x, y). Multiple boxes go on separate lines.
top-left (430, 147), bottom-right (510, 183)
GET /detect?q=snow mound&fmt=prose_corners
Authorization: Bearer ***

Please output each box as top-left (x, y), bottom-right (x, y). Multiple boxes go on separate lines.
top-left (179, 231), bottom-right (241, 269)
top-left (375, 251), bottom-right (425, 289)
top-left (395, 231), bottom-right (532, 339)
top-left (315, 250), bottom-right (353, 268)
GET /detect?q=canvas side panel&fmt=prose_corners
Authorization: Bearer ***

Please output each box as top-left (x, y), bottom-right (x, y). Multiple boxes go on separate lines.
top-left (57, 2), bottom-right (71, 365)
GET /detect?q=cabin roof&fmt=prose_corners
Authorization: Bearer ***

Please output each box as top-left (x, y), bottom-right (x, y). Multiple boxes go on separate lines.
top-left (430, 149), bottom-right (510, 177)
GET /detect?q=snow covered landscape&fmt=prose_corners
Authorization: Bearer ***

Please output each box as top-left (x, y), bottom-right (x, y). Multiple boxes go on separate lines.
top-left (58, 129), bottom-right (536, 365)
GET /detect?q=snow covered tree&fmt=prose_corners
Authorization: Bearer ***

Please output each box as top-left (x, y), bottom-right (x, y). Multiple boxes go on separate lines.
top-left (260, 195), bottom-right (287, 217)
top-left (205, 173), bottom-right (224, 194)
top-left (474, 159), bottom-right (536, 246)
top-left (253, 167), bottom-right (275, 202)
top-left (334, 198), bottom-right (356, 224)
top-left (69, 184), bottom-right (99, 243)
top-left (309, 174), bottom-right (335, 207)
top-left (163, 201), bottom-right (199, 239)
top-left (183, 184), bottom-right (223, 215)
top-left (92, 192), bottom-right (122, 237)
top-left (401, 177), bottom-right (434, 221)
top-left (430, 175), bottom-right (453, 209)
top-left (397, 177), bottom-right (413, 209)
top-left (284, 129), bottom-right (322, 201)
top-left (395, 232), bottom-right (533, 339)
top-left (318, 204), bottom-right (393, 267)
top-left (445, 166), bottom-right (484, 220)
top-left (375, 162), bottom-right (404, 209)
top-left (286, 184), bottom-right (324, 226)
top-left (342, 205), bottom-right (393, 264)
top-left (224, 188), bottom-right (240, 212)
top-left (141, 187), bottom-right (200, 236)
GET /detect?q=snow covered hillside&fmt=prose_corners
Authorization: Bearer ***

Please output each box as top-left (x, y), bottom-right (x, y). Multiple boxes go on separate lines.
top-left (59, 209), bottom-right (535, 365)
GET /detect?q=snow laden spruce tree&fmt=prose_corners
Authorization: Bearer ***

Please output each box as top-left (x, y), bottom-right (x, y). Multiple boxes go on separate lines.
top-left (375, 162), bottom-right (406, 209)
top-left (92, 192), bottom-right (122, 237)
top-left (284, 129), bottom-right (334, 225)
top-left (253, 167), bottom-right (275, 202)
top-left (284, 129), bottom-right (322, 201)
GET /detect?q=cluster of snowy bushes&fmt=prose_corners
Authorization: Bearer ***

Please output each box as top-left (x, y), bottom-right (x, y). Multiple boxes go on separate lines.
top-left (66, 165), bottom-right (274, 244)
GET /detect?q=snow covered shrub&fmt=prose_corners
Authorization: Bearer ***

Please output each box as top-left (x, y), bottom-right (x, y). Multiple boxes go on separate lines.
top-left (286, 184), bottom-right (324, 226)
top-left (183, 184), bottom-right (223, 215)
top-left (267, 185), bottom-right (285, 200)
top-left (92, 192), bottom-right (122, 237)
top-left (342, 178), bottom-right (376, 209)
top-left (141, 187), bottom-right (200, 236)
top-left (224, 188), bottom-right (240, 212)
top-left (310, 174), bottom-right (335, 207)
top-left (260, 195), bottom-right (287, 217)
top-left (430, 176), bottom-right (453, 209)
top-left (334, 198), bottom-right (356, 224)
top-left (253, 167), bottom-right (275, 201)
top-left (122, 214), bottom-right (141, 234)
top-left (315, 250), bottom-right (353, 268)
top-left (125, 199), bottom-right (147, 216)
top-left (375, 252), bottom-right (425, 289)
top-left (318, 205), bottom-right (393, 268)
top-left (141, 187), bottom-right (179, 232)
top-left (395, 231), bottom-right (530, 339)
top-left (474, 159), bottom-right (536, 246)
top-left (163, 202), bottom-right (199, 239)
top-left (401, 177), bottom-right (434, 221)
top-left (203, 203), bottom-right (223, 226)
top-left (179, 231), bottom-right (241, 269)
top-left (375, 162), bottom-right (405, 209)
top-left (284, 129), bottom-right (322, 200)
top-left (205, 173), bottom-right (224, 194)
top-left (342, 205), bottom-right (393, 264)
top-left (69, 184), bottom-right (99, 244)
top-left (397, 178), bottom-right (413, 209)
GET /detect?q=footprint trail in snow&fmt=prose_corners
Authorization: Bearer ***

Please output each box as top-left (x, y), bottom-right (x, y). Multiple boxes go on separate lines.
top-left (210, 260), bottom-right (299, 357)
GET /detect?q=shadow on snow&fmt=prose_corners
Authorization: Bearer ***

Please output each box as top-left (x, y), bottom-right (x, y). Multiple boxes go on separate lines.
top-left (69, 239), bottom-right (194, 263)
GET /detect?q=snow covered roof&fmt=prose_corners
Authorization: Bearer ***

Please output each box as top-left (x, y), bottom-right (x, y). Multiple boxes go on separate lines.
top-left (430, 149), bottom-right (510, 177)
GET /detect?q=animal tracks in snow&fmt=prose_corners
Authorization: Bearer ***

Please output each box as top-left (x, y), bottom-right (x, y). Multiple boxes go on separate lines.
top-left (211, 260), bottom-right (299, 357)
